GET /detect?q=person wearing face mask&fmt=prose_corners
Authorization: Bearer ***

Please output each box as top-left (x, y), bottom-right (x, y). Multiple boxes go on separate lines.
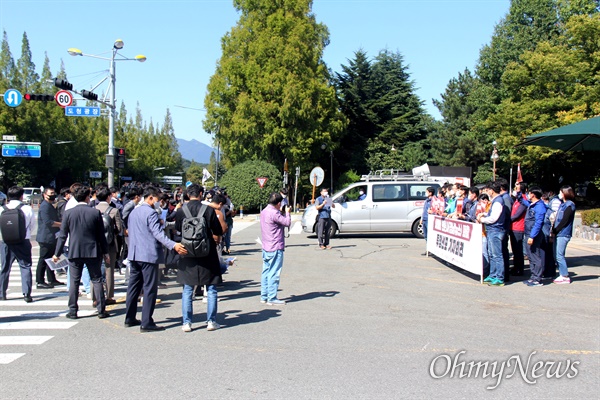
top-left (551, 186), bottom-right (576, 284)
top-left (315, 187), bottom-right (335, 249)
top-left (35, 186), bottom-right (63, 289)
top-left (357, 187), bottom-right (367, 201)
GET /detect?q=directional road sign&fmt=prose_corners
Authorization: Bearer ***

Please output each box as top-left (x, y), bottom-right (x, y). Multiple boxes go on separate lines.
top-left (3, 89), bottom-right (22, 108)
top-left (65, 106), bottom-right (101, 117)
top-left (2, 144), bottom-right (41, 158)
top-left (55, 90), bottom-right (73, 108)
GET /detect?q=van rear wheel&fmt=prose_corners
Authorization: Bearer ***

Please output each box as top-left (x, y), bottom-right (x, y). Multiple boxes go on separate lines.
top-left (412, 218), bottom-right (424, 239)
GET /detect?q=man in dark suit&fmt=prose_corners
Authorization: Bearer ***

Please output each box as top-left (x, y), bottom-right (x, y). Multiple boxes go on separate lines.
top-left (35, 187), bottom-right (63, 288)
top-left (124, 186), bottom-right (187, 332)
top-left (53, 186), bottom-right (110, 319)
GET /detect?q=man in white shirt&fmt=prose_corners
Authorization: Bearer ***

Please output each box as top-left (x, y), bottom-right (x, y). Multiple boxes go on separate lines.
top-left (0, 186), bottom-right (35, 302)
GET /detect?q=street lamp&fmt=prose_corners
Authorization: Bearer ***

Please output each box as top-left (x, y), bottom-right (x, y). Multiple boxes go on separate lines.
top-left (68, 39), bottom-right (146, 188)
top-left (321, 143), bottom-right (333, 192)
top-left (491, 140), bottom-right (499, 181)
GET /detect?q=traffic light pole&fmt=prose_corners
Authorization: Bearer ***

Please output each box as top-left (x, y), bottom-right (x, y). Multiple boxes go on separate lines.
top-left (107, 47), bottom-right (117, 188)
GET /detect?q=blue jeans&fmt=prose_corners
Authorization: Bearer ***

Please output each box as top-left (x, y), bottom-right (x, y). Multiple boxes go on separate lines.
top-left (224, 223), bottom-right (233, 250)
top-left (422, 218), bottom-right (428, 241)
top-left (554, 236), bottom-right (571, 277)
top-left (486, 229), bottom-right (505, 281)
top-left (261, 250), bottom-right (284, 301)
top-left (182, 284), bottom-right (217, 324)
top-left (482, 236), bottom-right (490, 278)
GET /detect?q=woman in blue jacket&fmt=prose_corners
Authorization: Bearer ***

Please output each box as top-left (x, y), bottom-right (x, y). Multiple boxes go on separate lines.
top-left (552, 186), bottom-right (576, 284)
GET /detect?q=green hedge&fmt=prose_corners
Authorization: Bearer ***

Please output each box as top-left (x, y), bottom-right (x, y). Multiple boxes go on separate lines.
top-left (581, 209), bottom-right (600, 226)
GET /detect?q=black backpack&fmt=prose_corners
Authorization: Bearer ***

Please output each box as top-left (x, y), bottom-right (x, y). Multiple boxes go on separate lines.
top-left (180, 203), bottom-right (210, 258)
top-left (101, 206), bottom-right (115, 245)
top-left (0, 204), bottom-right (27, 244)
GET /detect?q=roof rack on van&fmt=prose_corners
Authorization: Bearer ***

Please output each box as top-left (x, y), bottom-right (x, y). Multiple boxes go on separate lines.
top-left (360, 169), bottom-right (430, 182)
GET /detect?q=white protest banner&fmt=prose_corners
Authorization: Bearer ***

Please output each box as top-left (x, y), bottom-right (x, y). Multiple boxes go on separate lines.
top-left (427, 215), bottom-right (483, 282)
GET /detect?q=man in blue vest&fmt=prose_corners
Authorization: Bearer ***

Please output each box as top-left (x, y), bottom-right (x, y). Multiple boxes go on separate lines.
top-left (478, 182), bottom-right (509, 286)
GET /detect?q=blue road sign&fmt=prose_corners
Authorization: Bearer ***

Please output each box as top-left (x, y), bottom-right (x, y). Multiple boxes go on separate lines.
top-left (186, 181), bottom-right (193, 187)
top-left (3, 89), bottom-right (23, 107)
top-left (65, 106), bottom-right (101, 117)
top-left (2, 144), bottom-right (41, 158)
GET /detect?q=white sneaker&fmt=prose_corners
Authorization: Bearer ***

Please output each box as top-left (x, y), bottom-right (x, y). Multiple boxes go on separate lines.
top-left (553, 276), bottom-right (571, 284)
top-left (206, 321), bottom-right (220, 331)
top-left (182, 323), bottom-right (192, 332)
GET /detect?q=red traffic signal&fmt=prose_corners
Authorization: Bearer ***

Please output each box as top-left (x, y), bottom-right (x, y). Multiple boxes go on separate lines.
top-left (24, 94), bottom-right (54, 101)
top-left (116, 148), bottom-right (126, 169)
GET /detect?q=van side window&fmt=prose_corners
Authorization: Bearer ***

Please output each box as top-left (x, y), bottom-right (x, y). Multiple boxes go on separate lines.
top-left (408, 184), bottom-right (432, 200)
top-left (373, 184), bottom-right (407, 202)
top-left (408, 184), bottom-right (440, 200)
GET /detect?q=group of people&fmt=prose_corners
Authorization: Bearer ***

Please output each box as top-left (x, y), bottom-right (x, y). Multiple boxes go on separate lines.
top-left (423, 180), bottom-right (576, 287)
top-left (0, 181), bottom-right (264, 333)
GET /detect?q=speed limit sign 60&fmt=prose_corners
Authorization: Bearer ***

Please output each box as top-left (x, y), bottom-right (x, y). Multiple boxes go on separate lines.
top-left (55, 90), bottom-right (73, 108)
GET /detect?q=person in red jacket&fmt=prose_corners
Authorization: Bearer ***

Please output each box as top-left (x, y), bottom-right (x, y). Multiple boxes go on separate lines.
top-left (509, 182), bottom-right (530, 276)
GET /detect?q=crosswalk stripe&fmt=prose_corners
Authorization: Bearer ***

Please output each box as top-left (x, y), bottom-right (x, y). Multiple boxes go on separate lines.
top-left (0, 310), bottom-right (97, 318)
top-left (0, 310), bottom-right (67, 317)
top-left (0, 321), bottom-right (77, 330)
top-left (0, 300), bottom-right (94, 307)
top-left (0, 353), bottom-right (26, 364)
top-left (0, 336), bottom-right (53, 345)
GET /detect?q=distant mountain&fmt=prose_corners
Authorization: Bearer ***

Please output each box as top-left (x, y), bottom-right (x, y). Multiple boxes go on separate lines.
top-left (176, 138), bottom-right (215, 164)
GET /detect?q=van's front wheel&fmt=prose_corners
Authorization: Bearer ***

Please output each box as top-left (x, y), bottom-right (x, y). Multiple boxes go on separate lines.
top-left (412, 218), bottom-right (424, 239)
top-left (329, 220), bottom-right (338, 238)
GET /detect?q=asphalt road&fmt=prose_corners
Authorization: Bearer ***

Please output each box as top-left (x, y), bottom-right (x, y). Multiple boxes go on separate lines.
top-left (1, 215), bottom-right (598, 399)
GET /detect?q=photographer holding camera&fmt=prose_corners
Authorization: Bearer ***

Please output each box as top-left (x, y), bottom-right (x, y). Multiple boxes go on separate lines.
top-left (315, 187), bottom-right (335, 250)
top-left (259, 192), bottom-right (291, 305)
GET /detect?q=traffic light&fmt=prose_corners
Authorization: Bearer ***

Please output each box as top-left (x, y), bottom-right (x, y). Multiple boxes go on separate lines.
top-left (53, 78), bottom-right (73, 91)
top-left (24, 94), bottom-right (54, 101)
top-left (116, 148), bottom-right (126, 169)
top-left (81, 90), bottom-right (98, 101)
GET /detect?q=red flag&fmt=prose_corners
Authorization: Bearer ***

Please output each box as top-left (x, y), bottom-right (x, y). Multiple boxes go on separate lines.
top-left (516, 163), bottom-right (523, 183)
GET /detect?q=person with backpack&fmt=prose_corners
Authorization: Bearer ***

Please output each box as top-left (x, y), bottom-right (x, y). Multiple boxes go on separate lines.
top-left (175, 184), bottom-right (224, 332)
top-left (0, 186), bottom-right (35, 302)
top-left (94, 187), bottom-right (123, 305)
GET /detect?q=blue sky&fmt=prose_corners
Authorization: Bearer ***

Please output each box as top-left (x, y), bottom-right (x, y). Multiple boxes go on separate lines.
top-left (1, 0), bottom-right (510, 146)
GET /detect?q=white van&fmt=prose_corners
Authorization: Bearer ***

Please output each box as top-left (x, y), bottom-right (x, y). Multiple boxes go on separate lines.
top-left (301, 172), bottom-right (443, 238)
top-left (23, 187), bottom-right (42, 205)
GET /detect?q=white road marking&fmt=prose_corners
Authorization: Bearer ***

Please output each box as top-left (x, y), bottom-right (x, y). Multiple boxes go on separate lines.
top-left (0, 321), bottom-right (78, 330)
top-left (0, 336), bottom-right (53, 345)
top-left (0, 353), bottom-right (26, 364)
top-left (0, 300), bottom-right (93, 307)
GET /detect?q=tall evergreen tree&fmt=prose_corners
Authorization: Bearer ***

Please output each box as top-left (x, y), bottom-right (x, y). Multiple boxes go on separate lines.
top-left (334, 49), bottom-right (377, 173)
top-left (15, 32), bottom-right (38, 92)
top-left (0, 31), bottom-right (16, 90)
top-left (203, 0), bottom-right (345, 170)
top-left (335, 49), bottom-right (430, 172)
